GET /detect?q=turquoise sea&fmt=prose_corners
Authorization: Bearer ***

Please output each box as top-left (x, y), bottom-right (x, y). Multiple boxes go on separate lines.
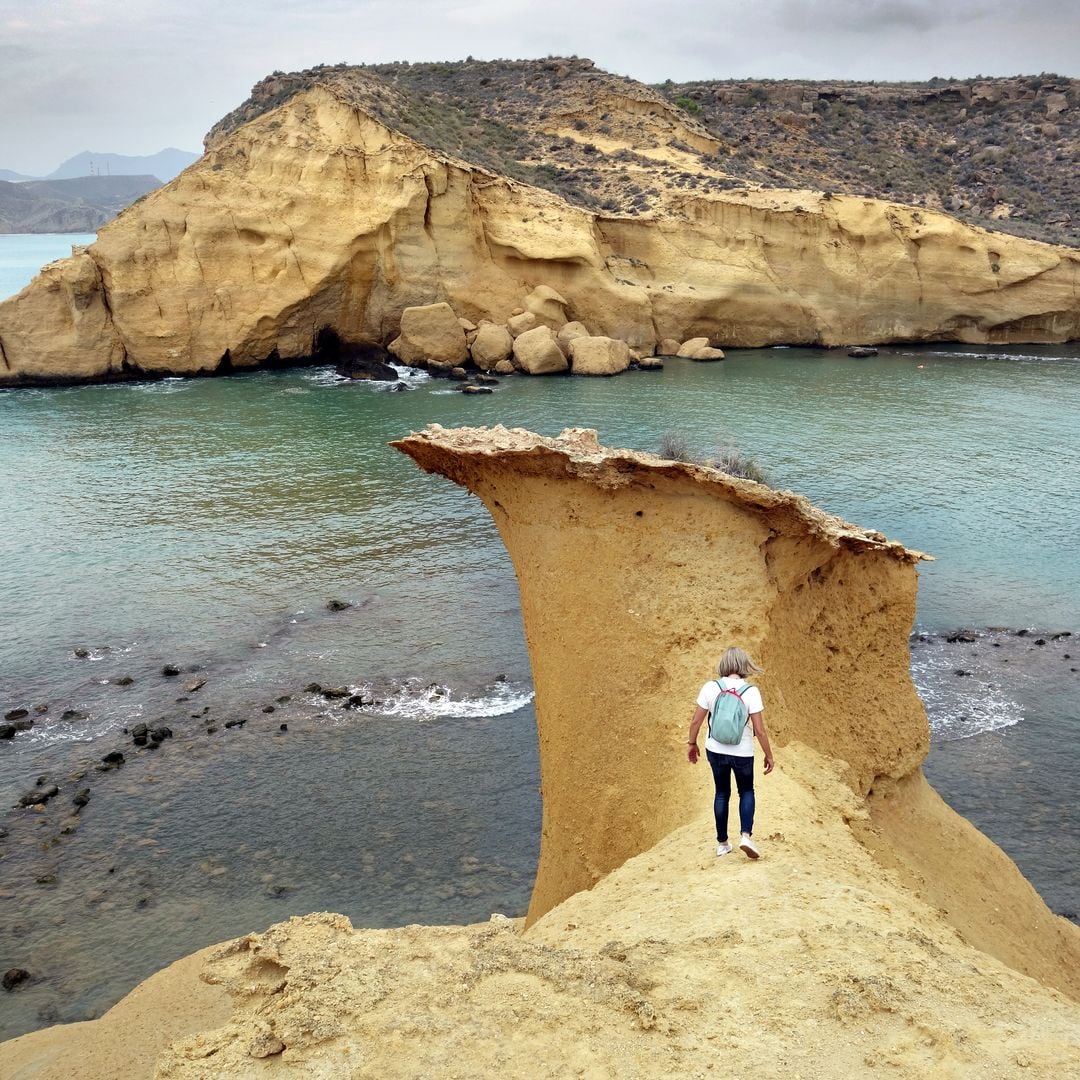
top-left (0, 236), bottom-right (1077, 1040)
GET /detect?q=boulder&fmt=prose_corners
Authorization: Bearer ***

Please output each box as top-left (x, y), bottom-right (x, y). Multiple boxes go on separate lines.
top-left (658, 339), bottom-right (682, 356)
top-left (493, 360), bottom-right (516, 376)
top-left (568, 336), bottom-right (631, 377)
top-left (555, 321), bottom-right (590, 357)
top-left (449, 367), bottom-right (468, 381)
top-left (457, 317), bottom-right (478, 334)
top-left (387, 303), bottom-right (468, 367)
top-left (507, 311), bottom-right (539, 338)
top-left (461, 384), bottom-right (493, 395)
top-left (678, 334), bottom-right (730, 360)
top-left (524, 285), bottom-right (570, 330)
top-left (690, 346), bottom-right (726, 361)
top-left (637, 356), bottom-right (664, 370)
top-left (512, 326), bottom-right (569, 375)
top-left (0, 724), bottom-right (15, 740)
top-left (847, 346), bottom-right (879, 358)
top-left (470, 323), bottom-right (513, 370)
top-left (4, 708), bottom-right (28, 721)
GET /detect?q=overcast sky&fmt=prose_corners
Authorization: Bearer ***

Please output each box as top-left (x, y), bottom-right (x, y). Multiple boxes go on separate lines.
top-left (2, 0), bottom-right (1077, 175)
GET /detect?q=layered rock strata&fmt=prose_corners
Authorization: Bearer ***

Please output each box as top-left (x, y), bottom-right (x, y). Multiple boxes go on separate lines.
top-left (1, 84), bottom-right (1078, 386)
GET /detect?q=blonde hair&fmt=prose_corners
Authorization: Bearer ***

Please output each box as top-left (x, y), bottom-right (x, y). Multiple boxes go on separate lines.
top-left (716, 646), bottom-right (762, 678)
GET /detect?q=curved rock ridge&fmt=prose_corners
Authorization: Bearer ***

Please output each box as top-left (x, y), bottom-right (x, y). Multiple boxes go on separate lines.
top-left (2, 424), bottom-right (1078, 1078)
top-left (393, 425), bottom-right (1078, 995)
top-left (0, 83), bottom-right (1078, 385)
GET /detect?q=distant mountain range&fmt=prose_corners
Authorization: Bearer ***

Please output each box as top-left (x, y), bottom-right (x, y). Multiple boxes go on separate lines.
top-left (0, 149), bottom-right (199, 233)
top-left (0, 175), bottom-right (163, 234)
top-left (0, 148), bottom-right (199, 184)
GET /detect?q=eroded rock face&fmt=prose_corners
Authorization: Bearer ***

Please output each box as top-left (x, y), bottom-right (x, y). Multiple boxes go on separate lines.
top-left (393, 424), bottom-right (1080, 1005)
top-left (1, 84), bottom-right (1078, 386)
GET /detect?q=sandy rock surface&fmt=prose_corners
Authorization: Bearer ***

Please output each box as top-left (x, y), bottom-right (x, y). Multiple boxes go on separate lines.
top-left (511, 325), bottom-right (568, 375)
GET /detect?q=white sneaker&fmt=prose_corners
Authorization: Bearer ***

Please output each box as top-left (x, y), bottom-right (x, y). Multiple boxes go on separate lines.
top-left (716, 841), bottom-right (732, 856)
top-left (739, 835), bottom-right (760, 859)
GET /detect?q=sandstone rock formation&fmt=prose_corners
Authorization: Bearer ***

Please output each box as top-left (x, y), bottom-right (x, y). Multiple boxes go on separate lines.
top-left (5, 424), bottom-right (1078, 1078)
top-left (567, 334), bottom-right (631, 375)
top-left (468, 322), bottom-right (513, 370)
top-left (393, 426), bottom-right (1079, 996)
top-left (0, 77), bottom-right (1078, 386)
top-left (387, 302), bottom-right (468, 368)
top-left (511, 325), bottom-right (567, 375)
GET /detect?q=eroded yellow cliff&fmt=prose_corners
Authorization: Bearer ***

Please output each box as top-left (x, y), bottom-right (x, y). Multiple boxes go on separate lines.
top-left (1, 84), bottom-right (1078, 385)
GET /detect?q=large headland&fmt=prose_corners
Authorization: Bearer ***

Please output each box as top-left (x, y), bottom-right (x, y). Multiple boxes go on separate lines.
top-left (0, 58), bottom-right (1078, 387)
top-left (2, 424), bottom-right (1078, 1077)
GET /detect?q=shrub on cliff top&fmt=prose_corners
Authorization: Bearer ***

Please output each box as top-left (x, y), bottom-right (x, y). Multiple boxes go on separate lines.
top-left (657, 431), bottom-right (770, 485)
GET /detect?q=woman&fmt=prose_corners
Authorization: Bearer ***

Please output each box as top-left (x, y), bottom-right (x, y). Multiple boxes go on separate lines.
top-left (687, 646), bottom-right (774, 858)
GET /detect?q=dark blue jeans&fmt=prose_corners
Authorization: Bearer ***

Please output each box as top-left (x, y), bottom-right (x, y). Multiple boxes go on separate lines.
top-left (706, 750), bottom-right (755, 842)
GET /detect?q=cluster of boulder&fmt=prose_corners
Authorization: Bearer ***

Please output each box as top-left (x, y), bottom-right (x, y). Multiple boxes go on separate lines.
top-left (386, 286), bottom-right (724, 380)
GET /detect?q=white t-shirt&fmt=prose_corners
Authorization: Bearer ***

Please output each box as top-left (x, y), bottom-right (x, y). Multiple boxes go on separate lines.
top-left (697, 677), bottom-right (764, 757)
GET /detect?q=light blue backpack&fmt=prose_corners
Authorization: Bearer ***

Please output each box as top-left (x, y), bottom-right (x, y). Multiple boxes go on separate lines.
top-left (708, 681), bottom-right (752, 744)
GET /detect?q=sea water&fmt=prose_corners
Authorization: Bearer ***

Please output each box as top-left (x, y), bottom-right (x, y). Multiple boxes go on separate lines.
top-left (0, 233), bottom-right (96, 300)
top-left (0, 238), bottom-right (1077, 1039)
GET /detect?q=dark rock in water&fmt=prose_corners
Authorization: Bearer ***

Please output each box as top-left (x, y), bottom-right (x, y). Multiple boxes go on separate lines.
top-left (279, 723), bottom-right (288, 732)
top-left (946, 630), bottom-right (978, 643)
top-left (33, 703), bottom-right (48, 714)
top-left (4, 708), bottom-right (28, 721)
top-left (161, 664), bottom-right (181, 677)
top-left (2, 968), bottom-right (30, 991)
top-left (326, 599), bottom-right (351, 612)
top-left (61, 709), bottom-right (87, 722)
top-left (343, 694), bottom-right (368, 710)
top-left (73, 648), bottom-right (90, 659)
top-left (151, 725), bottom-right (172, 742)
top-left (1016, 628), bottom-right (1031, 637)
top-left (449, 366), bottom-right (468, 381)
top-left (1052, 631), bottom-right (1073, 640)
top-left (145, 740), bottom-right (160, 750)
top-left (73, 789), bottom-right (90, 809)
top-left (847, 346), bottom-right (879, 358)
top-left (113, 676), bottom-right (134, 686)
top-left (264, 883), bottom-right (291, 899)
top-left (132, 723), bottom-right (149, 738)
top-left (262, 705), bottom-right (275, 713)
top-left (133, 734), bottom-right (149, 747)
top-left (320, 686), bottom-right (351, 699)
top-left (637, 357), bottom-right (664, 370)
top-left (224, 718), bottom-right (247, 729)
top-left (276, 695), bottom-right (292, 704)
top-left (953, 669), bottom-right (972, 677)
top-left (206, 725), bottom-right (218, 734)
top-left (1035, 638), bottom-right (1047, 646)
top-left (304, 683), bottom-right (323, 694)
top-left (461, 384), bottom-right (493, 394)
top-left (475, 374), bottom-right (499, 385)
top-left (101, 750), bottom-right (125, 766)
top-left (316, 330), bottom-right (398, 381)
top-left (0, 724), bottom-right (15, 740)
top-left (36, 774), bottom-right (49, 786)
top-left (35, 873), bottom-right (57, 885)
top-left (19, 784), bottom-right (59, 807)
top-left (185, 679), bottom-right (207, 693)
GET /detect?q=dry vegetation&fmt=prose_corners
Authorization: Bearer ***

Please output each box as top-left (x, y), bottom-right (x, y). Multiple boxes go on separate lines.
top-left (207, 59), bottom-right (1080, 246)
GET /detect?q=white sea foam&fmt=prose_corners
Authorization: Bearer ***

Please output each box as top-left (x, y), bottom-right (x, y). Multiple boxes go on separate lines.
top-left (910, 650), bottom-right (1022, 742)
top-left (301, 367), bottom-right (349, 387)
top-left (389, 364), bottom-right (432, 387)
top-left (315, 678), bottom-right (533, 722)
